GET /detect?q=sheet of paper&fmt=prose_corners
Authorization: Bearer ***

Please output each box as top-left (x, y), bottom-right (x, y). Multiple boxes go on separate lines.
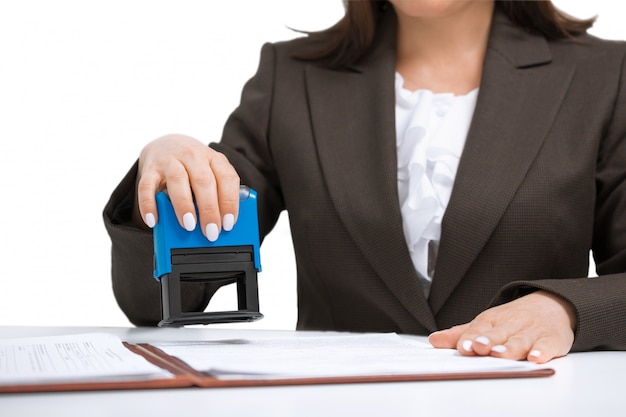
top-left (0, 333), bottom-right (172, 384)
top-left (154, 333), bottom-right (538, 379)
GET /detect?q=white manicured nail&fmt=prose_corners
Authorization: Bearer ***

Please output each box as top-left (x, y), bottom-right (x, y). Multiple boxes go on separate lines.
top-left (491, 345), bottom-right (507, 353)
top-left (462, 340), bottom-right (473, 352)
top-left (183, 212), bottom-right (196, 231)
top-left (222, 213), bottom-right (235, 232)
top-left (206, 223), bottom-right (219, 242)
top-left (145, 213), bottom-right (156, 228)
top-left (475, 336), bottom-right (490, 345)
top-left (529, 349), bottom-right (542, 358)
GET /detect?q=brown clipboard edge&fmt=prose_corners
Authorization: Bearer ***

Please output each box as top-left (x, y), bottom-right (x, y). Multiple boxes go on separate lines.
top-left (0, 376), bottom-right (194, 394)
top-left (191, 367), bottom-right (555, 389)
top-left (0, 342), bottom-right (555, 394)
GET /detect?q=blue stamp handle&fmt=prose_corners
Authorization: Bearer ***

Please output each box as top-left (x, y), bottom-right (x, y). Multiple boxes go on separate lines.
top-left (153, 187), bottom-right (262, 279)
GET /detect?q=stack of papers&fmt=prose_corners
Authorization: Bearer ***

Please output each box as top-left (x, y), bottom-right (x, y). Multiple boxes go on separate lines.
top-left (0, 333), bottom-right (172, 385)
top-left (153, 333), bottom-right (537, 379)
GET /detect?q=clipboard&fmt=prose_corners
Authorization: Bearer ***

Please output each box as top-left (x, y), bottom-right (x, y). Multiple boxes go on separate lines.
top-left (0, 340), bottom-right (555, 394)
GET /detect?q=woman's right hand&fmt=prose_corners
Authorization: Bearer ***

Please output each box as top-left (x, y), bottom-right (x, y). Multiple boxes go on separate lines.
top-left (135, 134), bottom-right (240, 241)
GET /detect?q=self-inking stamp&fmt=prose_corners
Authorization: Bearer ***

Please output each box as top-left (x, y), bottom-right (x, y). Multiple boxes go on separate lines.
top-left (153, 186), bottom-right (263, 327)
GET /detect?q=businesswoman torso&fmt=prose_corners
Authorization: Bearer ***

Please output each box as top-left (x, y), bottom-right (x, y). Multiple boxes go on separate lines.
top-left (104, 0), bottom-right (626, 363)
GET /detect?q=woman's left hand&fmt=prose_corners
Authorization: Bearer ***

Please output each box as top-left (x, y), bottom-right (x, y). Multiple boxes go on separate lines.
top-left (428, 290), bottom-right (576, 363)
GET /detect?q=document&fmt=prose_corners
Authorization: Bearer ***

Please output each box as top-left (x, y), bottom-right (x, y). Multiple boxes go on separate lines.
top-left (0, 332), bottom-right (552, 393)
top-left (0, 333), bottom-right (172, 385)
top-left (153, 333), bottom-right (537, 379)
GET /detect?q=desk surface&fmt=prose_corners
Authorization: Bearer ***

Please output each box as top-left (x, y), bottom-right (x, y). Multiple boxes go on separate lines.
top-left (0, 326), bottom-right (623, 417)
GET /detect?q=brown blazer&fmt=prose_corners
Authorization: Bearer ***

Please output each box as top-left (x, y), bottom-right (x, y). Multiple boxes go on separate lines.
top-left (104, 8), bottom-right (626, 351)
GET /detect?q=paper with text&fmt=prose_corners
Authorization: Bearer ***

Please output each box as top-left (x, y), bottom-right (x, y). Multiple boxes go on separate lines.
top-left (154, 333), bottom-right (537, 379)
top-left (0, 333), bottom-right (172, 384)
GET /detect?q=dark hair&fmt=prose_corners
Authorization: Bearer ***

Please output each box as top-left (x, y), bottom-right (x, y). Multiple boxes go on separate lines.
top-left (297, 0), bottom-right (596, 69)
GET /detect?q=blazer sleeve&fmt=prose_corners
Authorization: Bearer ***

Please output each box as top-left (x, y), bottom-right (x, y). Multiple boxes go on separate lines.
top-left (103, 43), bottom-right (283, 326)
top-left (491, 47), bottom-right (626, 352)
top-left (209, 43), bottom-right (285, 238)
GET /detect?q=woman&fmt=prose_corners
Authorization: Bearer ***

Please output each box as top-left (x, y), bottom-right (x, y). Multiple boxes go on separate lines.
top-left (104, 0), bottom-right (626, 363)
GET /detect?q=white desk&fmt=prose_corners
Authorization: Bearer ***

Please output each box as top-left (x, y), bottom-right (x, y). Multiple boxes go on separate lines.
top-left (0, 326), bottom-right (624, 417)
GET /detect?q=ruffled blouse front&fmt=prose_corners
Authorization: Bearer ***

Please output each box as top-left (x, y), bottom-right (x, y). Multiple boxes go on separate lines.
top-left (395, 72), bottom-right (478, 297)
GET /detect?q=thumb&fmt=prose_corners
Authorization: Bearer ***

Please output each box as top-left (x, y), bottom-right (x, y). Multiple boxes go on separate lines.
top-left (428, 323), bottom-right (470, 348)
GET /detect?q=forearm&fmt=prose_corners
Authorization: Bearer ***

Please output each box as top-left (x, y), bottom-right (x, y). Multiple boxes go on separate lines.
top-left (490, 274), bottom-right (626, 351)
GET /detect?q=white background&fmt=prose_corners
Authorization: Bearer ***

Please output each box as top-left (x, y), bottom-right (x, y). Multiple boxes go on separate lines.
top-left (0, 1), bottom-right (622, 329)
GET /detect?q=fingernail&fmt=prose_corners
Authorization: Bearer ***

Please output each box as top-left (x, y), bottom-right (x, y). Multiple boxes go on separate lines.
top-left (462, 340), bottom-right (473, 352)
top-left (145, 213), bottom-right (156, 228)
top-left (205, 223), bottom-right (219, 242)
top-left (222, 213), bottom-right (235, 232)
top-left (475, 336), bottom-right (490, 345)
top-left (183, 212), bottom-right (196, 231)
top-left (529, 349), bottom-right (542, 358)
top-left (491, 345), bottom-right (507, 353)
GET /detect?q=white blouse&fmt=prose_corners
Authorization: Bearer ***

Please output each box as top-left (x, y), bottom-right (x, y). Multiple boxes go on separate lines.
top-left (395, 72), bottom-right (479, 297)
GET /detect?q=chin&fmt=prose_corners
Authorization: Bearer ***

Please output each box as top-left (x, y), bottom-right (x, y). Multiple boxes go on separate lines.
top-left (389, 0), bottom-right (482, 19)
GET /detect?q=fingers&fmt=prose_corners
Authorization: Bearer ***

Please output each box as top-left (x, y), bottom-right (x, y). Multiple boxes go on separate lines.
top-left (428, 323), bottom-right (470, 349)
top-left (165, 160), bottom-right (198, 231)
top-left (187, 151), bottom-right (240, 240)
top-left (457, 331), bottom-right (568, 364)
top-left (431, 324), bottom-right (561, 362)
top-left (212, 156), bottom-right (240, 232)
top-left (137, 167), bottom-right (163, 228)
top-left (136, 134), bottom-right (240, 241)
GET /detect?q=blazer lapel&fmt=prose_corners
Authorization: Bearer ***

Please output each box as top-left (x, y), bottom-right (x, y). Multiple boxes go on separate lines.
top-left (428, 11), bottom-right (576, 314)
top-left (304, 14), bottom-right (438, 332)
